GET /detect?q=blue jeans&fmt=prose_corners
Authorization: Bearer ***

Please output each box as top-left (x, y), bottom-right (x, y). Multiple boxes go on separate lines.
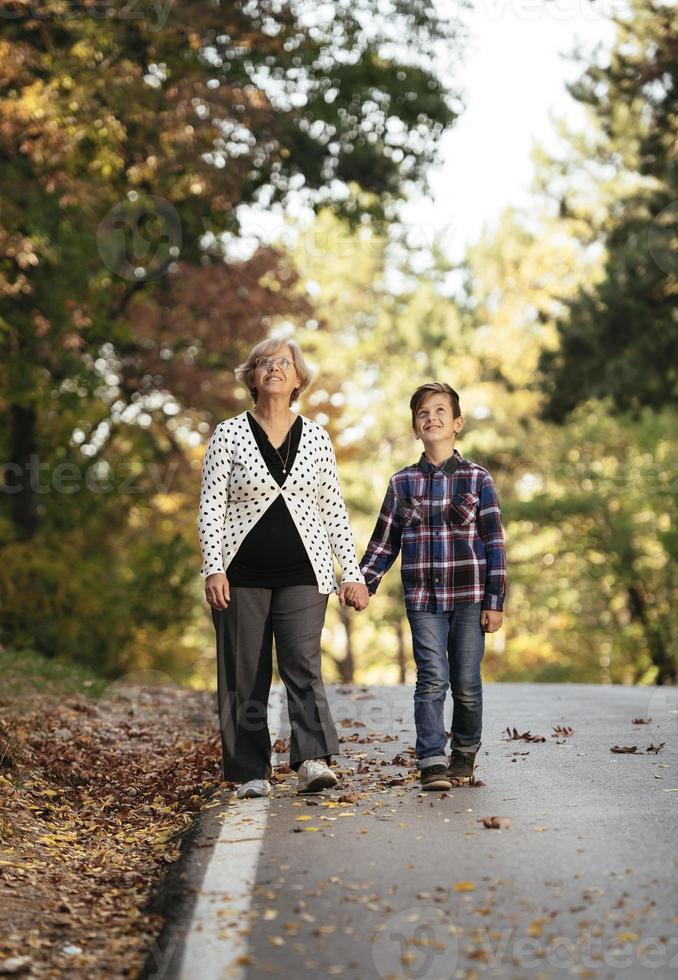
top-left (406, 600), bottom-right (485, 769)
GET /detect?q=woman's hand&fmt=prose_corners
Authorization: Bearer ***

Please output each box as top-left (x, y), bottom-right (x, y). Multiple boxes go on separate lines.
top-left (339, 582), bottom-right (369, 611)
top-left (206, 573), bottom-right (230, 610)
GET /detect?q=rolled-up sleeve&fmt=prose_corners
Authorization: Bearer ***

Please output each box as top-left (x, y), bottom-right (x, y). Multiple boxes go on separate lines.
top-left (316, 429), bottom-right (365, 586)
top-left (197, 423), bottom-right (232, 579)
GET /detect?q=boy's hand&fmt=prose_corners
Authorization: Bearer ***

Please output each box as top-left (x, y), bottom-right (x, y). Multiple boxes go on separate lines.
top-left (480, 609), bottom-right (503, 633)
top-left (339, 582), bottom-right (369, 611)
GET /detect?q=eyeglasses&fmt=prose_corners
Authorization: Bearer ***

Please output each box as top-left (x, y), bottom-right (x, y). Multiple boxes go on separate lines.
top-left (255, 355), bottom-right (294, 372)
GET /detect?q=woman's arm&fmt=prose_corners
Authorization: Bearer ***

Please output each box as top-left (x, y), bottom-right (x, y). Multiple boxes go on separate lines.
top-left (198, 422), bottom-right (232, 579)
top-left (316, 427), bottom-right (366, 588)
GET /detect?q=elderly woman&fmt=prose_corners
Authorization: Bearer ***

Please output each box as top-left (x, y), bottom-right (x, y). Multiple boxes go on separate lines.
top-left (198, 338), bottom-right (369, 799)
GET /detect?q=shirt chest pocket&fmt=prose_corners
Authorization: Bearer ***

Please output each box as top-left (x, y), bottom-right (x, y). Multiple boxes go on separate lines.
top-left (399, 495), bottom-right (426, 528)
top-left (449, 491), bottom-right (479, 526)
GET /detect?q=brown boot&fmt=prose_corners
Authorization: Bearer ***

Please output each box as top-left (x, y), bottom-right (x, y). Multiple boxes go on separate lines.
top-left (447, 750), bottom-right (478, 785)
top-left (420, 764), bottom-right (452, 791)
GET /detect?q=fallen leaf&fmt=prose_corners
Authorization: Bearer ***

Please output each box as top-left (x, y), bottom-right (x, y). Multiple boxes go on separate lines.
top-left (478, 816), bottom-right (511, 830)
top-left (337, 793), bottom-right (360, 804)
top-left (504, 727), bottom-right (545, 743)
top-left (0, 957), bottom-right (32, 975)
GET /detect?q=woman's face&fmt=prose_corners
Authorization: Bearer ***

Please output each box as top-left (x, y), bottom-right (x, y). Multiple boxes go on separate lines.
top-left (253, 344), bottom-right (299, 403)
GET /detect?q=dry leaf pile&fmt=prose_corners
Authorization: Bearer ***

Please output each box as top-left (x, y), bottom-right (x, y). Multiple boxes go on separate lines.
top-left (0, 685), bottom-right (224, 978)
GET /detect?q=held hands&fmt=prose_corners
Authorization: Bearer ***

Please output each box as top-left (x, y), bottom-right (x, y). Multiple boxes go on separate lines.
top-left (480, 609), bottom-right (503, 633)
top-left (205, 572), bottom-right (230, 610)
top-left (338, 582), bottom-right (369, 612)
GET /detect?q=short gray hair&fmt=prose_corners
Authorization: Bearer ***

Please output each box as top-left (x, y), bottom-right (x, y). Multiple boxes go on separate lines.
top-left (234, 337), bottom-right (313, 406)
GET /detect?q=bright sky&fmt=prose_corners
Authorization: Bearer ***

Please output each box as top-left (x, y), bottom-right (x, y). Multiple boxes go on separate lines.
top-left (399, 0), bottom-right (617, 260)
top-left (235, 1), bottom-right (618, 263)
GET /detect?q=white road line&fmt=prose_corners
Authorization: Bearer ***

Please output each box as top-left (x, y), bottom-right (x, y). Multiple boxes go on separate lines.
top-left (179, 687), bottom-right (284, 980)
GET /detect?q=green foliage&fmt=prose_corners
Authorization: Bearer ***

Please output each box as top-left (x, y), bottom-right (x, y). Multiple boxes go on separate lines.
top-left (0, 523), bottom-right (199, 677)
top-left (538, 0), bottom-right (678, 420)
top-left (0, 646), bottom-right (109, 701)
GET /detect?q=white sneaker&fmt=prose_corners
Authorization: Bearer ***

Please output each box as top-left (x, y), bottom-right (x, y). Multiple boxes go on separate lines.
top-left (296, 758), bottom-right (338, 794)
top-left (236, 778), bottom-right (271, 799)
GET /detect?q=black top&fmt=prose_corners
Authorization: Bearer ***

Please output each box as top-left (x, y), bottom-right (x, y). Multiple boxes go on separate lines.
top-left (226, 413), bottom-right (318, 588)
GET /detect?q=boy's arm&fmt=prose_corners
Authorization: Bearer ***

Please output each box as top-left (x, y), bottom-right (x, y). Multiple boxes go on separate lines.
top-left (359, 477), bottom-right (402, 595)
top-left (477, 472), bottom-right (506, 611)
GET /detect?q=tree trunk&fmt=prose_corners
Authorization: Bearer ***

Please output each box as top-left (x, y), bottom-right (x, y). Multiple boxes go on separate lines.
top-left (8, 403), bottom-right (39, 539)
top-left (627, 584), bottom-right (676, 685)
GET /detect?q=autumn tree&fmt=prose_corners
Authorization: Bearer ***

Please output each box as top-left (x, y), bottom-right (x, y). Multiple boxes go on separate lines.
top-left (0, 0), bottom-right (464, 667)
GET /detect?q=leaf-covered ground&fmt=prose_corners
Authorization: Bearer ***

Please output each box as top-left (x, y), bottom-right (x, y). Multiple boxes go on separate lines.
top-left (1, 659), bottom-right (673, 979)
top-left (0, 662), bottom-right (225, 979)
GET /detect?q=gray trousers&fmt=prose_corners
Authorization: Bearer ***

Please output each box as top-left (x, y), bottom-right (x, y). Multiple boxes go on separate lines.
top-left (211, 585), bottom-right (340, 782)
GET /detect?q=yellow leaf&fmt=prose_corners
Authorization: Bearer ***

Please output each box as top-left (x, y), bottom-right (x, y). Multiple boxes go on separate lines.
top-left (295, 815), bottom-right (313, 821)
top-left (453, 881), bottom-right (476, 892)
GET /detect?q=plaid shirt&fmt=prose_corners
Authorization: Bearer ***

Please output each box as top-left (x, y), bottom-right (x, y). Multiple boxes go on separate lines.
top-left (359, 449), bottom-right (506, 612)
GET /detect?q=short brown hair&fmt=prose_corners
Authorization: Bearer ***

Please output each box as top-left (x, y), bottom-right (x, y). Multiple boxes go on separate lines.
top-left (410, 383), bottom-right (461, 427)
top-left (234, 337), bottom-right (312, 406)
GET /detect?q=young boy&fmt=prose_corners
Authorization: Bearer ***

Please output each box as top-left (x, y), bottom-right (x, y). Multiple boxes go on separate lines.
top-left (350, 383), bottom-right (506, 791)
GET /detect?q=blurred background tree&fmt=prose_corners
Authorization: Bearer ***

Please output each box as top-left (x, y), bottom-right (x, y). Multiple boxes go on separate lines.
top-left (537, 0), bottom-right (677, 419)
top-left (0, 0), bottom-right (674, 686)
top-left (0, 0), bottom-right (462, 672)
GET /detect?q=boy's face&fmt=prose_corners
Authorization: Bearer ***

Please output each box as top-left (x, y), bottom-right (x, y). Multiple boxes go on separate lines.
top-left (413, 393), bottom-right (464, 447)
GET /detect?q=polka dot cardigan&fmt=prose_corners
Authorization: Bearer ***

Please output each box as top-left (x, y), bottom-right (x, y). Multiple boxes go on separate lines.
top-left (198, 412), bottom-right (366, 594)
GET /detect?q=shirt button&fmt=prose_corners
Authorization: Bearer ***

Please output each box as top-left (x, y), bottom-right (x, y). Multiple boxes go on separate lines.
top-left (434, 577), bottom-right (440, 583)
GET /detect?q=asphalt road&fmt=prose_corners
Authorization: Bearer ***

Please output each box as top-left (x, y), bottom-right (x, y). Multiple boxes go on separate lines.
top-left (143, 682), bottom-right (678, 980)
